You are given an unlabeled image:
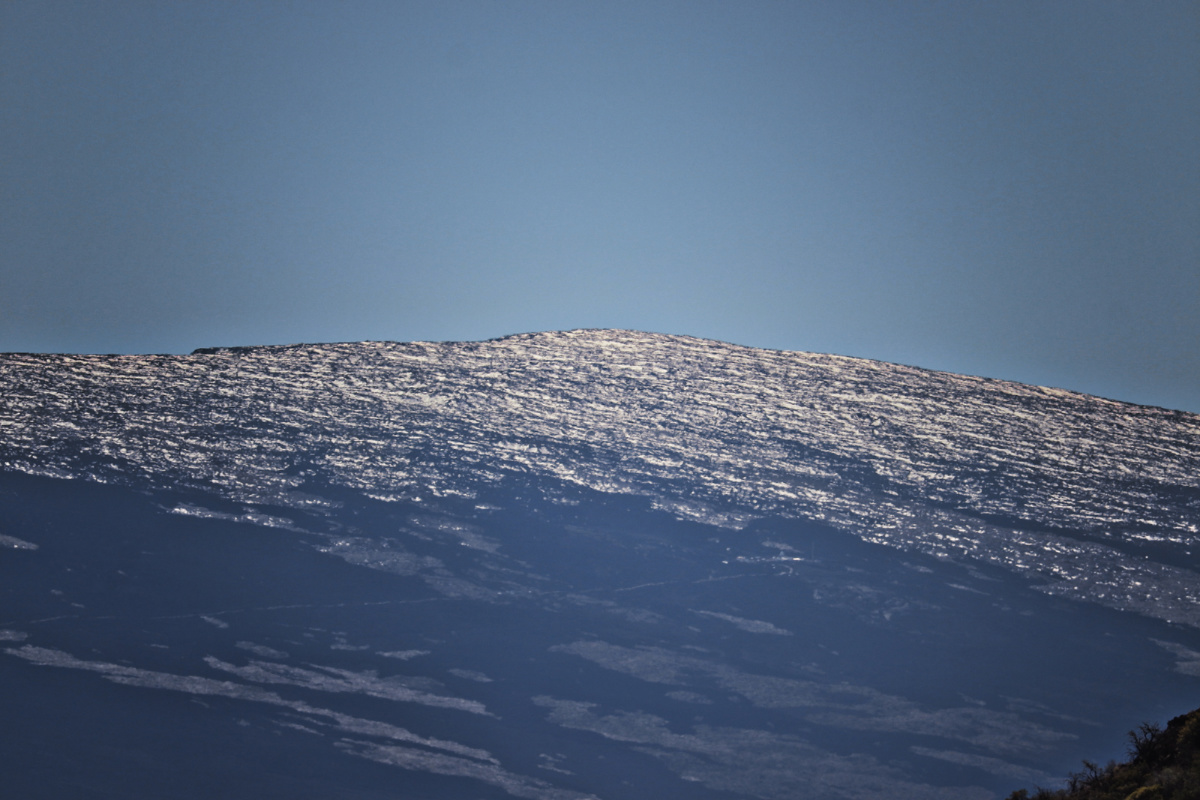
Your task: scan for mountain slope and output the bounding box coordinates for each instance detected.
[3,329,1197,624]
[1,329,1197,800]
[1007,707,1200,799]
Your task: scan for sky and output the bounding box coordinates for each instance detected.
[1,1,1197,413]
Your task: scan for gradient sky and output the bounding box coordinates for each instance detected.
[2,1,1197,412]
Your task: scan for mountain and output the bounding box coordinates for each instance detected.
[1,329,1197,799]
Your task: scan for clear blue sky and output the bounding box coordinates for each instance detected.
[2,1,1197,412]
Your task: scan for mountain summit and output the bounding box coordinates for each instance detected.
[1,330,1198,799]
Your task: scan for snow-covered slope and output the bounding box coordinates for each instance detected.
[2,329,1197,625]
[5,329,1200,799]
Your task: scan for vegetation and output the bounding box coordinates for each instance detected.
[1006,708,1200,800]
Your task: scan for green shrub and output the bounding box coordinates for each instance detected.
[1005,708,1200,800]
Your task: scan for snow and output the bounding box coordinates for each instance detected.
[1,329,1198,625]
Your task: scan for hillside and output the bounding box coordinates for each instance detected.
[1008,707,1200,799]
[2,330,1198,799]
[3,330,1197,627]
